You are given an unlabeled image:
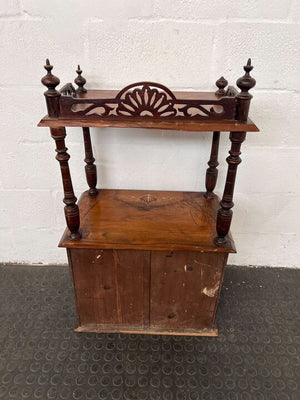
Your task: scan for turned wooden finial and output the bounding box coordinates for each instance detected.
[74,64,87,93]
[41,59,61,117]
[41,59,60,91]
[215,76,228,96]
[236,58,256,95]
[236,58,256,121]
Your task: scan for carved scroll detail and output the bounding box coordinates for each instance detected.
[60,82,237,120]
[60,83,76,96]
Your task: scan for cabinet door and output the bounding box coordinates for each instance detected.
[69,249,150,328]
[150,251,226,331]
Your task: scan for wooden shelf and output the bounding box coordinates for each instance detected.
[59,189,236,253]
[38,79,259,132]
[39,115,258,132]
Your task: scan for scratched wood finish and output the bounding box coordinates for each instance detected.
[150,251,227,331]
[75,325,218,336]
[68,248,225,334]
[69,248,150,328]
[59,189,236,253]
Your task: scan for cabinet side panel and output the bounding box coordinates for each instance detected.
[150,251,226,331]
[66,248,81,327]
[69,248,150,328]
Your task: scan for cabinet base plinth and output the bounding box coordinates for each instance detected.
[75,324,218,337]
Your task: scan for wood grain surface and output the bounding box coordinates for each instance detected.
[59,189,236,253]
[68,247,226,334]
[39,115,258,132]
[150,251,227,330]
[69,249,150,327]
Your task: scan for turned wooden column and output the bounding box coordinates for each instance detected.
[215,59,256,245]
[41,60,81,240]
[215,132,246,244]
[82,127,98,196]
[204,131,220,198]
[204,76,228,198]
[51,127,81,240]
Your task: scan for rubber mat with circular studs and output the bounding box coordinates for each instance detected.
[0,265,299,399]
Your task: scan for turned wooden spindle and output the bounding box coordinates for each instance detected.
[215,59,256,245]
[215,132,246,245]
[51,127,81,240]
[74,65,87,94]
[204,131,220,199]
[83,127,98,196]
[215,76,228,96]
[41,59,61,117]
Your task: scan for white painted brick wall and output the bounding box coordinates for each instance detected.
[0,0,299,267]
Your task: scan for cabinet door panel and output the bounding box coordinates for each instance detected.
[69,249,150,327]
[150,251,226,331]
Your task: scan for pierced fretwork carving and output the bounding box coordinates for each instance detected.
[117,83,176,117]
[59,82,237,120]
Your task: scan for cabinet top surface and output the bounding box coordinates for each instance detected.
[59,189,236,253]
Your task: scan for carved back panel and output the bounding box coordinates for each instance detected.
[59,82,237,120]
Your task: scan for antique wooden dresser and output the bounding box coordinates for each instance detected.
[38,59,258,336]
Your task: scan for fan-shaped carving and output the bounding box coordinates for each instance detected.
[60,81,237,120]
[116,83,176,117]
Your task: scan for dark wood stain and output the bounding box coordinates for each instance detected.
[39,58,258,335]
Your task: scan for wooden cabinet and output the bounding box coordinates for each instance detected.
[68,248,227,335]
[39,58,258,336]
